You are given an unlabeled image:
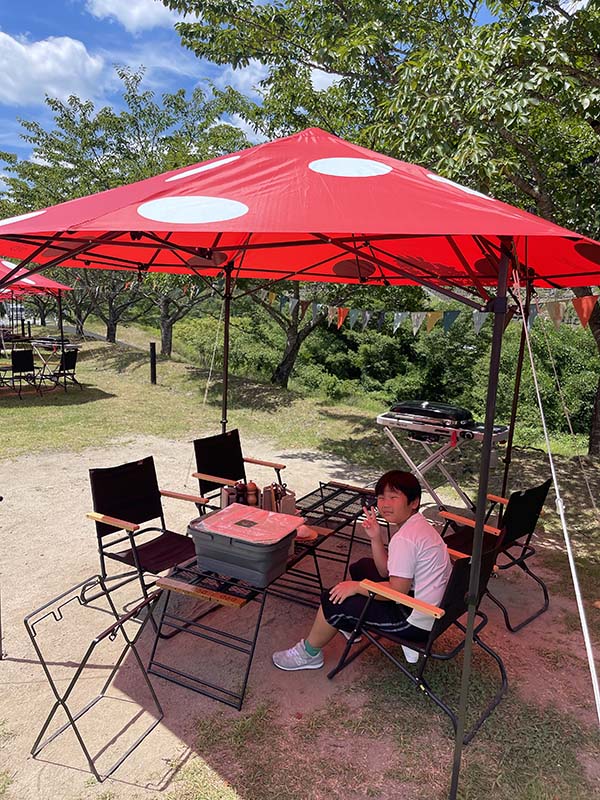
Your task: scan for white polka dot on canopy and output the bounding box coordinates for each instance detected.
[426,174,494,200]
[137,196,249,224]
[308,157,392,177]
[0,210,46,227]
[165,155,241,183]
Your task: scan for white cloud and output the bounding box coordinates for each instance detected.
[310,68,341,92]
[0,32,107,106]
[215,60,270,99]
[85,0,182,34]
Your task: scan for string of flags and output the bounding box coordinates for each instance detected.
[258,290,600,334]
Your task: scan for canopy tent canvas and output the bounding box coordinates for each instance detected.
[0,259,73,295]
[0,127,598,800]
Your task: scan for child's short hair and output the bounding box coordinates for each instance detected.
[374,470,422,504]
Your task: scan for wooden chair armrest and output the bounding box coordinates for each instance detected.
[160,489,207,504]
[487,493,509,505]
[329,480,374,494]
[156,577,247,608]
[243,456,286,470]
[192,472,237,487]
[86,511,139,532]
[439,511,501,536]
[447,548,470,561]
[359,580,444,618]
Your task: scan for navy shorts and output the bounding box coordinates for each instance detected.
[321,558,429,643]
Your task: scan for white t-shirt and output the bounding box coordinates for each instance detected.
[387,512,452,631]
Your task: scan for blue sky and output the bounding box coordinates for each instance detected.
[0,0,268,160]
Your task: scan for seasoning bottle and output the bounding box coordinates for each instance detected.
[235,481,247,505]
[246,481,259,506]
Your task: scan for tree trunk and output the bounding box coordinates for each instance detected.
[106,318,117,343]
[39,307,47,326]
[160,316,173,356]
[271,334,303,388]
[75,316,85,337]
[572,287,600,457]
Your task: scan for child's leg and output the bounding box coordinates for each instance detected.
[306,606,338,650]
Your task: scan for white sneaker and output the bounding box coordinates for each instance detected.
[340,629,363,644]
[272,639,324,671]
[402,645,420,664]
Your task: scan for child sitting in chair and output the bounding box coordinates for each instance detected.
[272,470,452,670]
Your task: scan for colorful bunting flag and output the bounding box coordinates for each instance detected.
[527,304,539,330]
[267,291,276,306]
[348,308,361,329]
[337,307,349,329]
[289,297,298,315]
[300,299,310,320]
[472,311,488,334]
[546,301,565,330]
[311,301,320,323]
[327,305,337,326]
[411,312,426,336]
[442,310,460,332]
[572,295,598,328]
[393,311,408,333]
[362,310,372,330]
[426,311,442,332]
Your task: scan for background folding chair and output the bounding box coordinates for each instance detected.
[441,478,551,632]
[10,348,41,398]
[328,535,507,744]
[192,428,286,509]
[44,348,82,391]
[88,455,205,598]
[23,575,163,782]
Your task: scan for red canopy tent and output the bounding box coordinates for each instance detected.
[0,259,73,295]
[0,127,598,799]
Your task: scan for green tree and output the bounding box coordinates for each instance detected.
[163,0,600,452]
[0,67,250,344]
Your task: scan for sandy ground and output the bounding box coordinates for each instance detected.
[0,435,598,799]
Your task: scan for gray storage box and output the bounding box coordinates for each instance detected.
[188,504,302,588]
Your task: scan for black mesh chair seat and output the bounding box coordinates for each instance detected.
[443,478,551,632]
[328,534,507,744]
[112,529,195,573]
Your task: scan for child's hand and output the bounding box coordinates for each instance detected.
[361,506,382,541]
[329,581,359,604]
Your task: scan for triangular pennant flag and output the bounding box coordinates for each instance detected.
[473,311,488,334]
[442,310,460,332]
[348,308,361,329]
[258,289,268,301]
[377,310,386,331]
[312,301,320,322]
[327,305,337,326]
[279,294,288,313]
[393,311,408,333]
[527,304,539,330]
[546,301,565,330]
[411,312,426,336]
[300,299,310,320]
[426,311,442,332]
[572,295,598,328]
[267,291,276,305]
[362,310,372,330]
[289,297,299,315]
[337,307,349,329]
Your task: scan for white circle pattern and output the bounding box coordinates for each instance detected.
[165,155,241,183]
[308,157,392,177]
[0,210,46,227]
[137,196,249,224]
[427,174,495,201]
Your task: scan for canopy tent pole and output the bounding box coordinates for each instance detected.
[221,264,234,435]
[500,279,532,502]
[449,241,510,800]
[56,289,67,392]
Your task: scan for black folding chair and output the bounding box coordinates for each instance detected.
[10,348,41,397]
[24,576,163,782]
[328,536,507,744]
[88,456,205,598]
[441,478,551,632]
[192,429,286,509]
[44,348,82,391]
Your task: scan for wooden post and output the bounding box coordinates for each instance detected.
[150,342,157,384]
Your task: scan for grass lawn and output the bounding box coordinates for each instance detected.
[1,329,599,800]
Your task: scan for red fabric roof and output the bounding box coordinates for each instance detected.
[0,260,72,295]
[0,127,598,289]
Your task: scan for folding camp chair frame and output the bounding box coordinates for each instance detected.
[23,576,163,782]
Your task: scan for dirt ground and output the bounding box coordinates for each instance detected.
[0,435,599,799]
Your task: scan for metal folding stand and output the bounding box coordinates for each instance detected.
[24,576,163,782]
[148,565,265,710]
